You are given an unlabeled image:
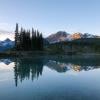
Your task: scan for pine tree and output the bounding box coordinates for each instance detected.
[19,27,24,50]
[40,33,44,50]
[15,23,44,51]
[15,23,19,50]
[31,28,35,50]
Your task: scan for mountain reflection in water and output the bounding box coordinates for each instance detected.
[0,56,100,87]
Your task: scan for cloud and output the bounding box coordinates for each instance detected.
[0,33,14,41]
[0,22,14,32]
[0,22,14,40]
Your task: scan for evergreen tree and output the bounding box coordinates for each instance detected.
[15,24,44,51]
[15,23,19,50]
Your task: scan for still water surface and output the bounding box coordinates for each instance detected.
[0,56,100,100]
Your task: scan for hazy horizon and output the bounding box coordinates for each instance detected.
[0,29,100,41]
[0,0,100,40]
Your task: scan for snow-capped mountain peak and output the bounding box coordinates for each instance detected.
[46,31,98,43]
[46,31,69,43]
[0,38,14,52]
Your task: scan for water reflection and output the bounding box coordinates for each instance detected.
[0,58,12,65]
[14,58,44,86]
[0,56,100,87]
[46,60,100,72]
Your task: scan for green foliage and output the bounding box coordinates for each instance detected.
[47,43,65,54]
[48,38,100,54]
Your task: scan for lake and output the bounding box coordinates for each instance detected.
[0,55,100,100]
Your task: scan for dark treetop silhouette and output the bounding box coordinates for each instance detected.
[15,23,44,51]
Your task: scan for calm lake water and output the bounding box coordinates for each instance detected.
[0,56,100,100]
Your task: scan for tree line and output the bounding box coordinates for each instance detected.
[15,23,44,51]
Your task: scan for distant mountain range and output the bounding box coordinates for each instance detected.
[0,31,100,52]
[0,38,14,52]
[0,38,49,52]
[46,31,99,43]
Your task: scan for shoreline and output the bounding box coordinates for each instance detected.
[1,51,100,58]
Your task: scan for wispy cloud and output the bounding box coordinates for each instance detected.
[0,22,14,40]
[0,33,14,41]
[0,22,14,32]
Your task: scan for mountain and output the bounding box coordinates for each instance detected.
[82,33,98,38]
[46,31,69,43]
[70,33,97,40]
[0,38,15,52]
[0,59,12,65]
[46,31,98,43]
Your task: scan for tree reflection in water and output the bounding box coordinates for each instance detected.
[0,56,100,87]
[14,58,44,87]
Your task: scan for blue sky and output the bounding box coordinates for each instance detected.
[0,0,100,40]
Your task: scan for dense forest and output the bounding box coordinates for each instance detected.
[15,23,44,51]
[5,23,99,55]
